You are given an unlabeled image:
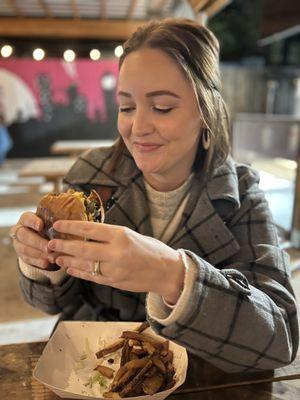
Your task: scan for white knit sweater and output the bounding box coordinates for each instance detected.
[19,177,198,326]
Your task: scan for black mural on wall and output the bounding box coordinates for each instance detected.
[7,71,119,158]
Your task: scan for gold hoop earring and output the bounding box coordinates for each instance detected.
[202,129,211,150]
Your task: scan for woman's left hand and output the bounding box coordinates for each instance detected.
[48,221,185,304]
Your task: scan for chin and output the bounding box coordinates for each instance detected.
[135,161,159,175]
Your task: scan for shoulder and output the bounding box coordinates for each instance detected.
[206,156,263,218]
[234,161,261,198]
[63,145,138,187]
[207,156,261,201]
[64,145,114,183]
[81,145,115,165]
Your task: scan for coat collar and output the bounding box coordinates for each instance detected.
[65,146,240,207]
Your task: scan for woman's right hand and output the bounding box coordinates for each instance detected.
[10,211,53,269]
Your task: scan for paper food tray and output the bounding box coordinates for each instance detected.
[33,321,188,400]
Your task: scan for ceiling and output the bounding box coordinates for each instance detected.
[260,0,300,41]
[0,0,231,40]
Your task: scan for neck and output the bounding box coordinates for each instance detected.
[143,170,192,192]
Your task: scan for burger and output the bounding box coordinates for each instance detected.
[36,189,105,240]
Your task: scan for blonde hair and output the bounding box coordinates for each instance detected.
[110,18,230,177]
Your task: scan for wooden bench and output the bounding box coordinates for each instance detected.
[19,157,76,192]
[50,140,114,156]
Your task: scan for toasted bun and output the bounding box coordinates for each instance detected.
[36,189,104,240]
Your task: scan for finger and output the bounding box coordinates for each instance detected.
[16,226,49,253]
[19,211,44,232]
[55,255,111,278]
[66,266,110,285]
[48,238,111,261]
[14,239,48,260]
[19,255,49,270]
[52,220,116,242]
[47,251,63,264]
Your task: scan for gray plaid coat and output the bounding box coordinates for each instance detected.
[19,146,299,373]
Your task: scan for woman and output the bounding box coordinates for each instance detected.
[11,19,298,373]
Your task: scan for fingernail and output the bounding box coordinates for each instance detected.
[53,221,60,229]
[56,258,64,267]
[48,255,55,263]
[48,240,56,250]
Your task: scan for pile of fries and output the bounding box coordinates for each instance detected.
[94,322,176,398]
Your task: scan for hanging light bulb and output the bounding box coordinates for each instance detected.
[90,49,101,61]
[114,45,123,58]
[33,48,45,61]
[63,49,76,62]
[1,45,13,58]
[101,74,116,91]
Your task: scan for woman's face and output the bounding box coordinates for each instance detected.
[117,48,203,190]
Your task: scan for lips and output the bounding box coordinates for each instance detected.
[133,142,163,152]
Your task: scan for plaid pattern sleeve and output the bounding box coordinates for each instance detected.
[148,166,299,373]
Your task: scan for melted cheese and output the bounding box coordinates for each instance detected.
[68,190,98,222]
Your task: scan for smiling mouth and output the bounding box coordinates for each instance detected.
[133,143,162,152]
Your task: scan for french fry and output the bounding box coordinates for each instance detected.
[152,356,166,373]
[128,339,140,347]
[162,350,174,364]
[96,321,149,359]
[93,364,115,379]
[142,341,156,355]
[94,321,176,397]
[137,321,150,332]
[131,348,147,357]
[111,358,149,392]
[120,331,163,350]
[103,392,121,398]
[161,340,169,356]
[96,339,124,359]
[142,372,164,395]
[119,360,153,397]
[120,339,131,367]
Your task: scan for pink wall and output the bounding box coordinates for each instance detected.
[0,58,119,121]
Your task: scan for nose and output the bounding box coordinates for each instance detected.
[131,108,154,136]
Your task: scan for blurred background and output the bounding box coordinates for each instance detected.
[0,0,299,344]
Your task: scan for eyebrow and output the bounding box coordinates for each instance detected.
[118,90,181,99]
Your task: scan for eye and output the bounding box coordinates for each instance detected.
[153,107,173,114]
[119,107,135,113]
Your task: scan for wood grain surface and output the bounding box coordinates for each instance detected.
[0,341,299,400]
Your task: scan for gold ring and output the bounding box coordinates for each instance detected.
[9,225,24,241]
[92,260,102,276]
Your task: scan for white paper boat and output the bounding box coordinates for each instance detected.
[33,321,188,400]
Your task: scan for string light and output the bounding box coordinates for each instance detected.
[0,44,121,60]
[90,49,101,61]
[1,45,13,58]
[114,45,123,58]
[33,48,45,61]
[63,49,76,62]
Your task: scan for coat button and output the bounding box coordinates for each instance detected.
[106,197,115,210]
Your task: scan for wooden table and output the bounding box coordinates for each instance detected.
[19,157,76,192]
[50,140,114,156]
[1,341,299,399]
